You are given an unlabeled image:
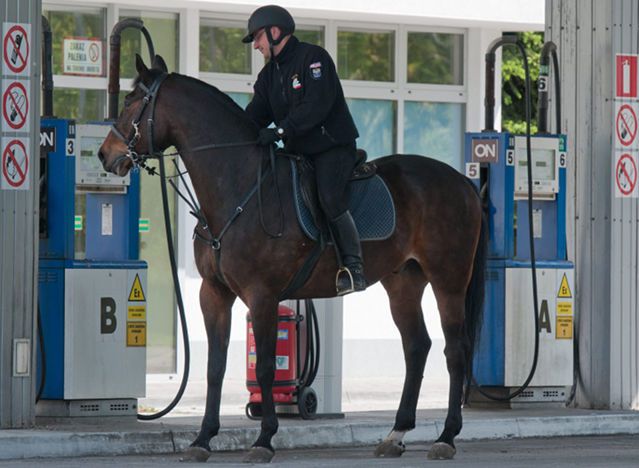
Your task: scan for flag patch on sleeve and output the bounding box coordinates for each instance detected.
[309,61,322,79]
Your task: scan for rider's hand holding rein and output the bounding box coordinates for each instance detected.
[257,127,284,146]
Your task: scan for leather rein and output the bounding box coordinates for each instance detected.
[108,72,285,285]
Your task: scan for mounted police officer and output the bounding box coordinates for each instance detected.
[243,5,366,295]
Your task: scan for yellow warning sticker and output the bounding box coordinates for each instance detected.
[128,305,146,321]
[556,316,573,339]
[128,274,146,302]
[127,322,146,347]
[557,273,572,298]
[557,301,573,316]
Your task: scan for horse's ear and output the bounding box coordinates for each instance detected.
[135,54,150,80]
[152,55,168,73]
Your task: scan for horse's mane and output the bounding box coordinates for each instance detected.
[134,69,257,129]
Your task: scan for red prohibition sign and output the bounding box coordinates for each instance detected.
[2,139,28,188]
[616,153,637,195]
[616,104,637,147]
[2,81,29,130]
[3,25,29,74]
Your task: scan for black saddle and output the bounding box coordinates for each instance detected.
[284,149,396,242]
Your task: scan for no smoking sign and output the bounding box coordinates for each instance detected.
[2,23,30,76]
[1,137,30,190]
[615,153,638,198]
[615,102,638,148]
[2,80,29,132]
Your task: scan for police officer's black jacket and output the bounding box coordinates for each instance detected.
[246,36,359,155]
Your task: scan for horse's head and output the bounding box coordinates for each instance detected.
[98,54,169,176]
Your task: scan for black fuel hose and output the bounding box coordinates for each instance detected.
[470,37,541,402]
[137,155,190,420]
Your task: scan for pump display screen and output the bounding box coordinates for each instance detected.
[514,136,560,199]
[517,149,556,181]
[79,136,106,173]
[75,124,130,187]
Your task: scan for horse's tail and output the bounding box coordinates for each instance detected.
[464,199,487,384]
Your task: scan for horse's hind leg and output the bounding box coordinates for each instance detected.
[427,285,469,460]
[183,278,235,462]
[375,263,429,458]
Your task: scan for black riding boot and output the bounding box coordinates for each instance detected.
[330,211,367,295]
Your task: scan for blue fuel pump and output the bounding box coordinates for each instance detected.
[36,17,148,417]
[37,120,148,416]
[466,38,574,406]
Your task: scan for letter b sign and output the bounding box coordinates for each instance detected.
[101,297,117,334]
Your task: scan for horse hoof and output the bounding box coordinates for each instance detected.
[374,439,406,457]
[243,446,275,463]
[180,446,211,463]
[427,442,456,460]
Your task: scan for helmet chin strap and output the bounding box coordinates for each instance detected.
[265,27,285,60]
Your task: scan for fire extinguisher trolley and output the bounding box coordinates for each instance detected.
[246,300,320,419]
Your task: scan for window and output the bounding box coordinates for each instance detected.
[53,88,106,122]
[200,20,251,74]
[119,10,179,79]
[338,29,395,82]
[296,26,325,47]
[407,32,464,85]
[44,8,106,76]
[347,99,396,159]
[404,101,465,170]
[227,92,251,109]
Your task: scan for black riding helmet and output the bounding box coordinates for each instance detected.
[241,5,295,44]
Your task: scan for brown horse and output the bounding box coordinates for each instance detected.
[99,55,486,463]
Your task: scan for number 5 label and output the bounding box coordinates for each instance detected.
[466,162,480,179]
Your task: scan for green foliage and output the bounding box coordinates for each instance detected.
[338,31,394,82]
[200,26,251,74]
[119,15,179,79]
[501,31,543,133]
[407,33,463,85]
[296,29,324,47]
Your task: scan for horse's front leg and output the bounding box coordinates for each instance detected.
[244,295,279,463]
[182,278,235,462]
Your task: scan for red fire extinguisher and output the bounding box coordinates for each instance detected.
[246,300,319,420]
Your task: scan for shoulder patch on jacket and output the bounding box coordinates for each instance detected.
[309,61,322,80]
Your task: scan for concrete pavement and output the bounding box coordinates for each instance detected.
[2,406,639,461]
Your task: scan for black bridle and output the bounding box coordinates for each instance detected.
[109,72,259,174]
[109,72,168,174]
[108,71,285,255]
[107,70,325,299]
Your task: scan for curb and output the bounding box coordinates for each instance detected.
[2,412,639,460]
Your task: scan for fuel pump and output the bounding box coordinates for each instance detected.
[466,37,574,406]
[36,18,154,417]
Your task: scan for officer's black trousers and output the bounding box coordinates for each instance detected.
[310,143,357,220]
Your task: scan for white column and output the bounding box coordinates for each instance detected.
[466,28,503,133]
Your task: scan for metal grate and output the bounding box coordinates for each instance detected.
[109,403,130,412]
[79,403,100,413]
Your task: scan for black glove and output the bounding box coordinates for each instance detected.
[257,127,282,146]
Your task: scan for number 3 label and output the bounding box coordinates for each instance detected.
[65,138,74,156]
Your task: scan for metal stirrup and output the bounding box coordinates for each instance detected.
[335,266,355,294]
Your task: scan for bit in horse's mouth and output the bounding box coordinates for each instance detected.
[107,155,130,176]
